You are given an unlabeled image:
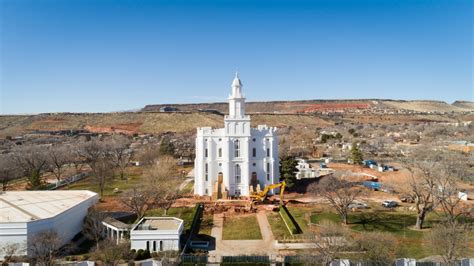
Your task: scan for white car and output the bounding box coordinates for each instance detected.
[382,200,398,208]
[348,201,369,209]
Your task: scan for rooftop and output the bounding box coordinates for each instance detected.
[133,217,183,231]
[0,190,98,223]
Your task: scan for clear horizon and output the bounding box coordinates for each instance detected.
[1,0,472,114]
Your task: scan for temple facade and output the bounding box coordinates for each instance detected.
[194,74,279,198]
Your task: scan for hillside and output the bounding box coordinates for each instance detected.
[143,99,474,113]
[0,99,472,138]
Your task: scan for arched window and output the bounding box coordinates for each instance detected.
[218,148,222,157]
[234,140,240,157]
[205,163,208,181]
[235,164,241,184]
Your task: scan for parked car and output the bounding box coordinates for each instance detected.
[399,195,414,203]
[382,200,398,208]
[349,201,369,209]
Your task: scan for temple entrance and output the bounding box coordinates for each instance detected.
[251,172,259,191]
[217,172,223,199]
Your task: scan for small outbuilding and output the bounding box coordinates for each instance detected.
[130,217,184,252]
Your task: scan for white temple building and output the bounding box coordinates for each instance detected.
[194,73,279,198]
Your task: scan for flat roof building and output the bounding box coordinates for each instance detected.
[0,190,98,257]
[130,217,184,252]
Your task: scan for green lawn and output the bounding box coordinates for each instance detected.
[308,210,474,258]
[181,180,194,195]
[198,214,213,236]
[145,207,195,231]
[222,215,262,240]
[66,173,145,196]
[285,205,311,232]
[266,212,292,239]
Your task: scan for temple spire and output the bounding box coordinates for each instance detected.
[231,72,243,98]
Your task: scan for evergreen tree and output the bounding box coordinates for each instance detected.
[279,156,298,188]
[349,143,363,165]
[159,137,175,156]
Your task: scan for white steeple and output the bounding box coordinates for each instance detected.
[231,72,243,98]
[228,72,246,119]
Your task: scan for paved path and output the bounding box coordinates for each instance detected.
[209,211,277,257]
[178,177,193,191]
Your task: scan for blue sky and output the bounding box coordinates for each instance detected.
[1,0,472,114]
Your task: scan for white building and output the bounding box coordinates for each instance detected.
[130,217,184,252]
[194,74,279,198]
[0,190,98,257]
[295,158,318,179]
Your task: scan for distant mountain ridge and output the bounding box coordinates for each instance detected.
[143,99,474,113]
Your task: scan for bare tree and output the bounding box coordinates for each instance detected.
[12,145,48,189]
[0,154,21,191]
[46,145,72,182]
[309,173,363,224]
[161,188,181,216]
[120,187,156,219]
[146,156,181,215]
[77,140,115,196]
[29,230,63,266]
[91,239,131,266]
[83,207,107,249]
[355,231,398,265]
[1,242,25,263]
[403,150,441,230]
[107,135,133,180]
[309,220,352,265]
[426,221,472,265]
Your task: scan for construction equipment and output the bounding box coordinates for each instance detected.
[249,181,286,204]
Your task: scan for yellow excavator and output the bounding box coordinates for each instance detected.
[249,180,287,205]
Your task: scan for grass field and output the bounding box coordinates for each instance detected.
[198,214,214,236]
[285,205,310,233]
[309,209,474,258]
[66,172,145,196]
[266,211,292,239]
[222,215,262,240]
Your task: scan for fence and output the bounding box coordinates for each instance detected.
[46,172,89,190]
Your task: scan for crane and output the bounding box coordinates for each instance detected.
[249,180,287,205]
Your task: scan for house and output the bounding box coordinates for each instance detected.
[0,190,98,258]
[130,217,184,252]
[295,158,318,179]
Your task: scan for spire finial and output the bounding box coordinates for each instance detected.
[235,70,239,79]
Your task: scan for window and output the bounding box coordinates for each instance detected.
[252,148,256,157]
[234,140,240,157]
[205,163,208,181]
[205,188,208,194]
[205,148,208,158]
[218,148,222,157]
[266,163,270,181]
[235,164,241,184]
[146,241,150,251]
[153,241,156,251]
[253,163,256,166]
[159,241,163,251]
[252,138,256,142]
[266,148,270,157]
